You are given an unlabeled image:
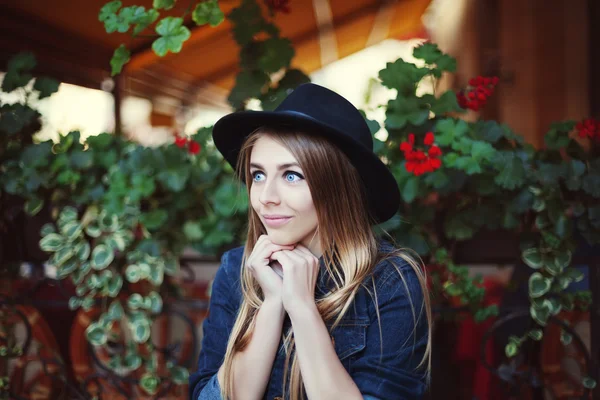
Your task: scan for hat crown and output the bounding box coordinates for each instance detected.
[275,83,373,150]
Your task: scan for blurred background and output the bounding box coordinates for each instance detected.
[0,0,599,399]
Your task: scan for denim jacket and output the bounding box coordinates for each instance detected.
[189,240,429,400]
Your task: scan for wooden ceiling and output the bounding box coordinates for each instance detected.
[0,0,431,106]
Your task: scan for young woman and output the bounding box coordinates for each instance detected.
[189,83,432,400]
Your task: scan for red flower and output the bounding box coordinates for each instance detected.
[457,75,499,112]
[400,132,443,176]
[575,118,600,139]
[188,141,201,154]
[428,145,442,157]
[265,0,291,13]
[175,135,188,148]
[424,132,435,146]
[400,142,413,152]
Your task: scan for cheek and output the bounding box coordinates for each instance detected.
[249,185,260,209]
[289,188,316,215]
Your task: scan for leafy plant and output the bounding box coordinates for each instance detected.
[370,42,598,388]
[99,0,225,75]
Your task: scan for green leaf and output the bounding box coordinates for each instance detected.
[153,0,174,10]
[2,52,36,92]
[544,121,575,150]
[169,365,189,384]
[213,180,245,216]
[385,96,429,129]
[40,223,56,236]
[379,58,429,94]
[107,275,123,297]
[99,0,122,22]
[110,44,131,76]
[132,8,159,36]
[401,175,419,203]
[59,206,79,222]
[528,329,543,341]
[443,281,462,297]
[85,224,102,238]
[147,292,163,314]
[128,293,144,310]
[25,197,44,216]
[434,118,469,146]
[149,266,164,285]
[257,37,294,74]
[184,221,204,240]
[75,241,91,261]
[554,250,572,270]
[140,372,160,395]
[125,264,142,283]
[85,322,107,346]
[52,247,74,266]
[69,297,81,310]
[505,342,518,358]
[141,209,168,230]
[583,377,597,389]
[493,152,527,190]
[107,301,124,320]
[560,330,572,345]
[227,70,270,109]
[445,212,475,240]
[33,77,60,99]
[192,0,224,26]
[104,6,137,33]
[564,268,585,283]
[91,244,114,270]
[428,91,462,115]
[412,42,456,74]
[522,248,543,269]
[152,17,191,57]
[39,233,64,252]
[123,353,142,370]
[470,141,496,162]
[131,319,152,343]
[99,212,119,231]
[61,221,83,241]
[582,172,600,198]
[530,300,551,326]
[157,169,188,192]
[528,272,552,298]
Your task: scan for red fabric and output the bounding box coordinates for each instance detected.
[454,278,505,400]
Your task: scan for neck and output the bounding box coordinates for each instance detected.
[301,230,322,258]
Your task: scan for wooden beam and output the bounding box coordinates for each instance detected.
[0,4,112,89]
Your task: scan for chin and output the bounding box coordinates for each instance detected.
[265,230,300,246]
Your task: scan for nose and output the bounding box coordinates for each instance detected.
[259,177,281,205]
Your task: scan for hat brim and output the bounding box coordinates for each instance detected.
[212,110,400,224]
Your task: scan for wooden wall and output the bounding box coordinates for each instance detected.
[431,0,591,148]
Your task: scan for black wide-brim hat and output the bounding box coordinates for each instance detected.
[212,83,400,224]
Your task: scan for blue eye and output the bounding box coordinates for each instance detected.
[284,171,303,182]
[252,171,265,182]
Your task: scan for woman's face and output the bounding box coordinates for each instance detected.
[249,135,320,255]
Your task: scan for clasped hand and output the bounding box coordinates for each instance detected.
[246,235,319,315]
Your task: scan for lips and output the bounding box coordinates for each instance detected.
[262,215,293,228]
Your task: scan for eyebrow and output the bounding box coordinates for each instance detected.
[249,162,301,170]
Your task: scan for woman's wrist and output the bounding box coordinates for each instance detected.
[262,297,286,319]
[286,301,319,324]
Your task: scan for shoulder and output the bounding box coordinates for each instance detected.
[364,239,426,308]
[218,245,245,276]
[212,245,245,297]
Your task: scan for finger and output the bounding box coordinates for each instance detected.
[292,244,318,260]
[289,246,318,267]
[270,250,295,271]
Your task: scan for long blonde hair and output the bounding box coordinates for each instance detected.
[219,127,432,399]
